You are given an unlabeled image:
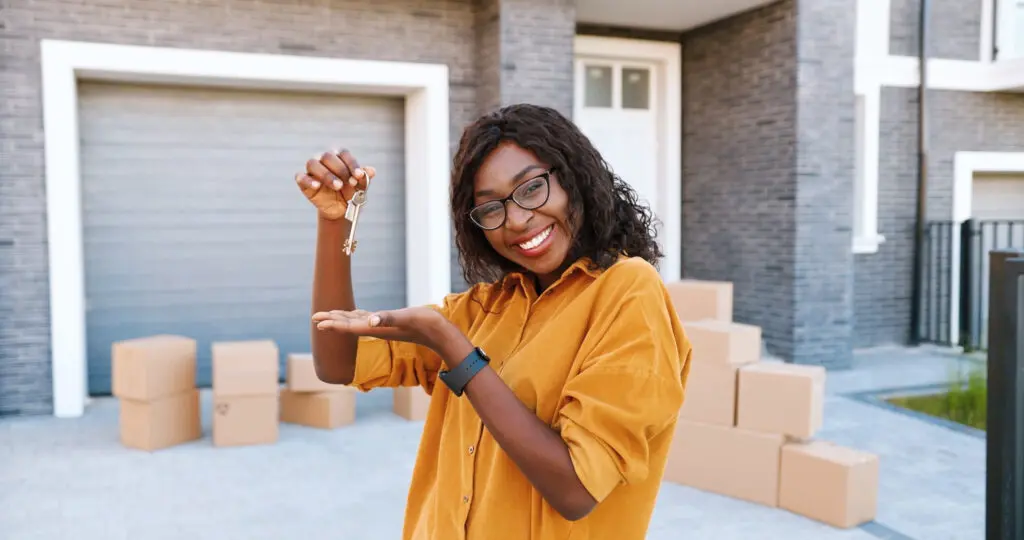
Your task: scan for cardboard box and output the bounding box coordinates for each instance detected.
[212,340,280,397]
[679,361,739,427]
[393,386,431,421]
[112,335,196,401]
[286,353,349,393]
[280,388,356,429]
[779,440,879,528]
[120,389,201,451]
[736,362,826,438]
[686,320,761,366]
[665,280,733,322]
[664,419,785,507]
[212,394,279,447]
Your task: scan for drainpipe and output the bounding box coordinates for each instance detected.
[909,0,930,345]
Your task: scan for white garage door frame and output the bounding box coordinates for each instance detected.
[572,35,681,282]
[40,39,452,418]
[947,151,1024,346]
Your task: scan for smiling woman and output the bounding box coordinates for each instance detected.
[298,103,692,540]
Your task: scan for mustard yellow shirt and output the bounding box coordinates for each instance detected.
[351,256,692,540]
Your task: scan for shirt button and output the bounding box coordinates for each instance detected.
[468,445,475,455]
[463,495,470,503]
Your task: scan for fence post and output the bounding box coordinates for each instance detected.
[959,219,974,348]
[985,249,1024,540]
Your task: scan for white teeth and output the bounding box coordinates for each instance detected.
[518,226,552,251]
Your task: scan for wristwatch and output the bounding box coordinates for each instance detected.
[438,347,490,397]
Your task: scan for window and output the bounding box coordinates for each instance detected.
[994,0,1024,60]
[581,63,652,111]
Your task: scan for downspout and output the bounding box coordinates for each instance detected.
[910,0,930,344]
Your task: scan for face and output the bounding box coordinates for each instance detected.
[470,142,575,288]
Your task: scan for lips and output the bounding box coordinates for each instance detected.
[515,224,553,251]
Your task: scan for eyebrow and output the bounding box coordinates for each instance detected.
[474,164,545,198]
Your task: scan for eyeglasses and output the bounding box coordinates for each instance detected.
[468,169,554,230]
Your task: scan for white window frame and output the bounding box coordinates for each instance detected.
[41,39,451,418]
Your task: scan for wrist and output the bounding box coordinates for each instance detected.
[432,320,474,368]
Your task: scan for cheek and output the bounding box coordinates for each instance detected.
[483,229,505,250]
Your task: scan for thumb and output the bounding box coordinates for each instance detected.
[368,310,399,328]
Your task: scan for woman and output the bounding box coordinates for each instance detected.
[296,104,692,540]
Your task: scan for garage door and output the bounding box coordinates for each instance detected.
[79,81,407,394]
[969,172,1024,350]
[973,172,1024,221]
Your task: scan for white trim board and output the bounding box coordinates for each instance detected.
[852,0,1024,255]
[572,35,682,281]
[946,151,1024,345]
[40,39,452,418]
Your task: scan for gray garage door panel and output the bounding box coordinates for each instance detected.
[79,82,407,394]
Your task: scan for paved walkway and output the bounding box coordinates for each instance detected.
[0,346,984,539]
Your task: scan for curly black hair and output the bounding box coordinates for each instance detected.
[450,103,663,285]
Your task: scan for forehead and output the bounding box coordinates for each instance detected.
[474,142,546,197]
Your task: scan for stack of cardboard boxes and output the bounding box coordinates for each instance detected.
[664,279,880,529]
[280,352,357,429]
[211,340,280,447]
[113,335,202,451]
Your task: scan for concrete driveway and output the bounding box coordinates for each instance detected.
[0,347,983,540]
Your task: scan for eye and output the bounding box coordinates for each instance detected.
[520,178,545,195]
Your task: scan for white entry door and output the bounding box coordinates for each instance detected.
[574,60,660,215]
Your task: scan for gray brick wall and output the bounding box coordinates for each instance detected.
[792,0,857,367]
[681,1,799,361]
[682,0,855,367]
[854,87,1024,347]
[889,0,983,60]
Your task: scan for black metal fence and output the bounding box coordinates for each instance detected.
[918,219,1024,350]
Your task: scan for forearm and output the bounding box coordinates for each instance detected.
[311,215,358,384]
[439,337,597,521]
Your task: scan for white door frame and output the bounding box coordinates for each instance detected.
[573,35,682,281]
[947,151,1024,346]
[40,39,452,418]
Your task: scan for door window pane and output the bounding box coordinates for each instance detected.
[622,68,650,110]
[584,65,612,108]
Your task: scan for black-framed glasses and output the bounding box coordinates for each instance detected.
[468,169,554,230]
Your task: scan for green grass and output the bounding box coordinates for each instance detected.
[886,365,988,431]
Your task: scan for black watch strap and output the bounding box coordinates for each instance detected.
[439,347,490,397]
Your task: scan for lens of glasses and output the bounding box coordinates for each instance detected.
[469,175,550,230]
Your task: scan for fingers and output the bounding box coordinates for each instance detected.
[320,151,353,189]
[311,309,391,330]
[295,173,321,194]
[306,156,347,192]
[338,150,371,191]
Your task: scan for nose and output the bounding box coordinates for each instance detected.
[504,201,532,230]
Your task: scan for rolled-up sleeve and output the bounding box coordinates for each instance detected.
[555,286,690,503]
[349,288,481,393]
[349,336,442,393]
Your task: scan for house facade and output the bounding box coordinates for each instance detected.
[2,0,1023,418]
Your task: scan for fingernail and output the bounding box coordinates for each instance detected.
[311,180,321,188]
[354,168,364,179]
[349,177,357,187]
[369,315,380,327]
[333,179,343,190]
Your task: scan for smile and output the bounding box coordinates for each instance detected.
[517,225,554,251]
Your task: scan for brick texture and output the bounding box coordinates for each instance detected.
[854,87,1024,347]
[682,0,855,367]
[889,0,983,60]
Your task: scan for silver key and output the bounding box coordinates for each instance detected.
[343,189,367,255]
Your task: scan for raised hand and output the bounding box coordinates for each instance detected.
[295,149,376,220]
